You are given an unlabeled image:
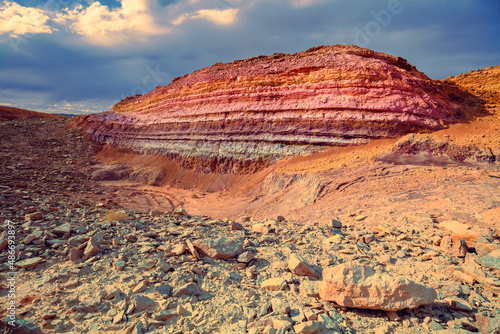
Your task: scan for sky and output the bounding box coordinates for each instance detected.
[0,0,499,114]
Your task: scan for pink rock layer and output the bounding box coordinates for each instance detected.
[75,45,465,174]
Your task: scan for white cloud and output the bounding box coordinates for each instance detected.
[57,0,170,46]
[172,8,239,26]
[0,0,244,46]
[0,1,53,36]
[194,8,239,25]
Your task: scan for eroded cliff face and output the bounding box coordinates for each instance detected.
[76,45,465,174]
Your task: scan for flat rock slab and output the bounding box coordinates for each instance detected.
[476,249,500,270]
[3,318,42,334]
[193,237,243,260]
[172,282,200,297]
[129,294,157,313]
[289,253,318,278]
[261,277,287,291]
[52,223,72,236]
[300,280,320,298]
[25,212,43,221]
[294,320,327,334]
[319,264,437,311]
[237,251,255,263]
[15,257,44,269]
[151,284,172,296]
[83,236,101,260]
[463,254,500,286]
[440,220,470,235]
[186,239,201,260]
[154,309,178,321]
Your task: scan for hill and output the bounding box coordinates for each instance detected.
[0,105,67,122]
[73,45,467,174]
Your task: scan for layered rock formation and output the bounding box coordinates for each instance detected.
[75,45,466,173]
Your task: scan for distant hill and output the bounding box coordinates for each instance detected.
[0,106,68,122]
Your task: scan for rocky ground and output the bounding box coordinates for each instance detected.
[1,118,500,334]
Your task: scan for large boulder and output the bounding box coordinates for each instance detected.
[192,237,244,260]
[319,264,437,311]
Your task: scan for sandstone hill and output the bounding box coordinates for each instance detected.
[73,45,468,174]
[0,106,66,122]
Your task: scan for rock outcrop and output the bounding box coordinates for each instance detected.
[75,45,465,173]
[378,134,499,166]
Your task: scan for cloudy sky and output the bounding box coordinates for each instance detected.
[0,0,499,114]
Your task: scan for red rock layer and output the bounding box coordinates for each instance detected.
[76,45,465,173]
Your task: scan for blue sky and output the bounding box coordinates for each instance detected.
[0,0,499,114]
